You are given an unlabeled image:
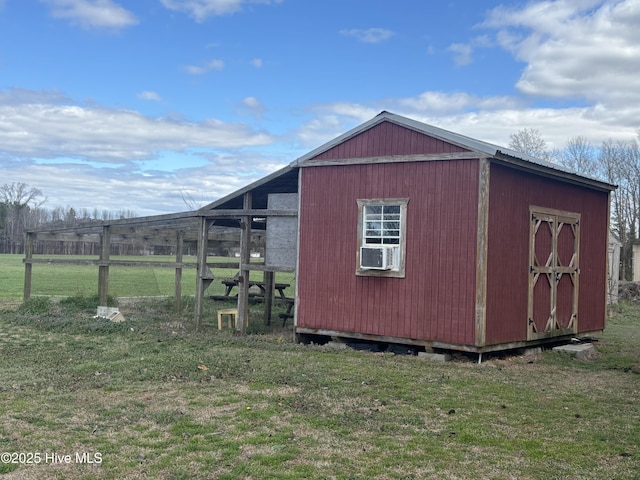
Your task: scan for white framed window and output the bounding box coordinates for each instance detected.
[356,198,408,277]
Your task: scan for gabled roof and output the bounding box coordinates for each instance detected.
[195,111,614,216]
[293,111,616,192]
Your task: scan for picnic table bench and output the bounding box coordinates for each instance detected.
[220,278,291,300]
[213,276,295,327]
[278,298,295,327]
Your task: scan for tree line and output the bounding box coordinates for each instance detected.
[0,182,137,255]
[508,128,640,280]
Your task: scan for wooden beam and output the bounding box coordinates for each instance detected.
[194,217,211,330]
[263,270,274,326]
[28,225,253,246]
[23,258,197,268]
[296,152,487,167]
[98,226,111,305]
[236,192,252,334]
[475,158,490,347]
[244,264,295,273]
[294,327,598,354]
[207,262,240,269]
[23,232,34,301]
[26,211,200,235]
[202,209,297,218]
[175,230,184,313]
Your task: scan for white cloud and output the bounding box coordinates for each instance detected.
[183,59,225,74]
[296,104,378,149]
[340,28,395,44]
[481,0,640,107]
[138,91,162,102]
[41,0,138,29]
[0,151,287,215]
[447,35,493,66]
[240,96,266,117]
[0,88,282,215]
[301,87,639,154]
[398,91,522,114]
[448,43,473,66]
[160,0,282,22]
[416,106,628,151]
[0,89,272,163]
[250,58,263,68]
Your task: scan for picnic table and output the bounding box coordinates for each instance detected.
[221,278,291,300]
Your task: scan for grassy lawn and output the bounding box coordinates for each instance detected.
[0,254,295,302]
[0,292,638,479]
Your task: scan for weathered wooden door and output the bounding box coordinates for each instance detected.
[528,207,581,340]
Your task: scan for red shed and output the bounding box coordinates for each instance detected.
[291,112,615,353]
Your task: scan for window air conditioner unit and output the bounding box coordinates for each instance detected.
[360,246,397,270]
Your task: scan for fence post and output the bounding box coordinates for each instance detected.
[237,192,252,334]
[194,217,213,330]
[98,225,111,305]
[23,232,34,301]
[175,229,184,313]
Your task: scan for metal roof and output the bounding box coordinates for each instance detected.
[293,111,616,192]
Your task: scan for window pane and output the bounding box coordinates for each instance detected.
[365,205,382,215]
[383,205,400,214]
[362,202,403,246]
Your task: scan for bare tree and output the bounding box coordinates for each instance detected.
[598,137,640,280]
[557,136,598,177]
[181,189,213,210]
[508,128,552,161]
[0,183,46,253]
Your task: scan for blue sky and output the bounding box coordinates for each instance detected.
[1,0,638,215]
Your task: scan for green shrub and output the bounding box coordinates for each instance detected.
[59,293,117,312]
[17,296,53,314]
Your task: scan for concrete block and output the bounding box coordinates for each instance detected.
[552,343,596,360]
[418,352,451,362]
[95,306,125,322]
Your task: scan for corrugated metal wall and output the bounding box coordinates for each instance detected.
[297,159,479,346]
[485,163,609,345]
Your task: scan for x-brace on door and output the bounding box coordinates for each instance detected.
[528,207,581,340]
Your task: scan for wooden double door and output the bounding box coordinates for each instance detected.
[528,207,581,340]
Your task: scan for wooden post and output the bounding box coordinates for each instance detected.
[23,232,34,301]
[236,192,252,334]
[475,158,490,348]
[98,225,111,305]
[174,230,184,313]
[194,217,210,330]
[263,270,274,326]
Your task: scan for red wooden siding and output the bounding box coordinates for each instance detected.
[297,159,479,346]
[485,163,609,345]
[311,121,469,160]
